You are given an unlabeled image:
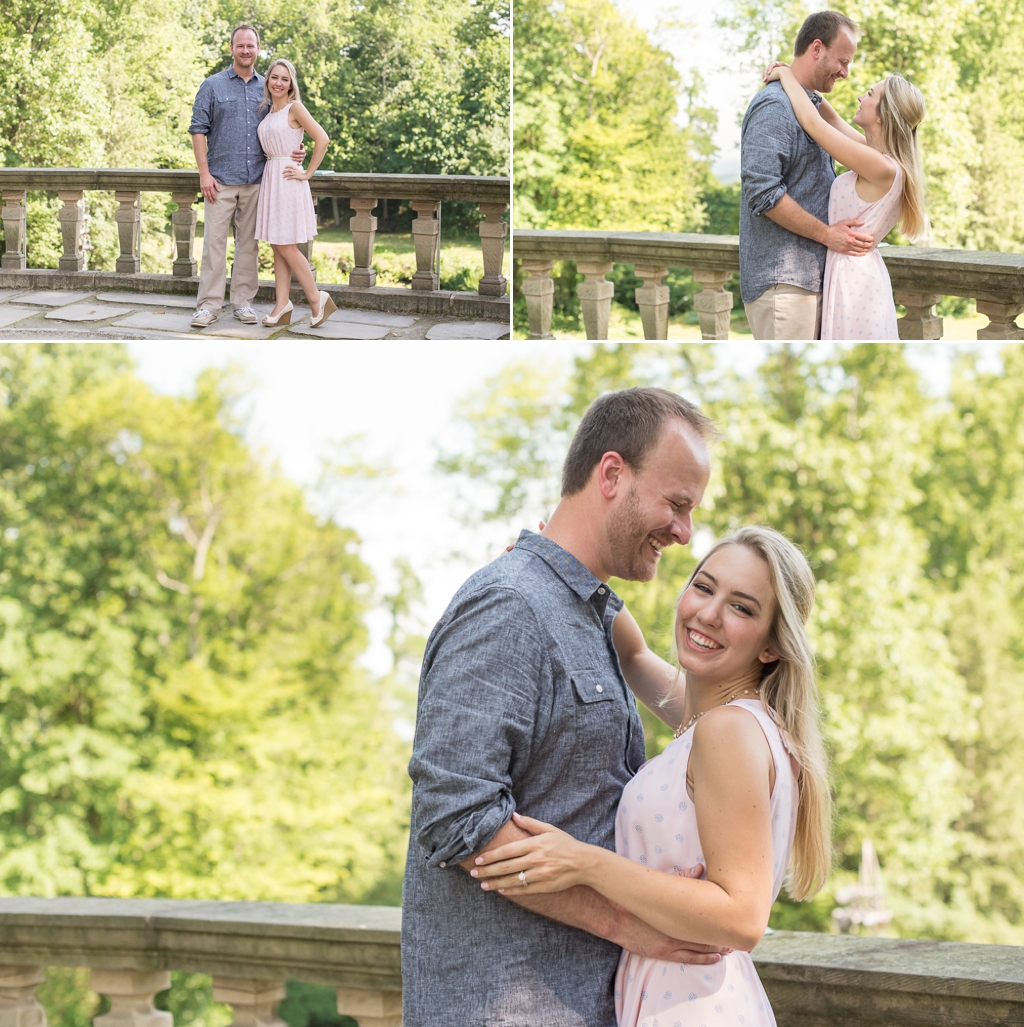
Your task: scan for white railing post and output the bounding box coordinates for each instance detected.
[336,987,402,1027]
[577,261,614,340]
[521,259,554,339]
[171,192,198,277]
[57,190,87,272]
[894,289,943,340]
[349,198,378,288]
[477,203,508,296]
[634,264,669,340]
[410,200,440,290]
[692,268,732,340]
[91,970,172,1027]
[212,978,286,1027]
[114,191,141,274]
[1,191,27,270]
[0,965,47,1027]
[976,300,1024,340]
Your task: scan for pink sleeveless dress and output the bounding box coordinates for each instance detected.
[254,103,318,245]
[820,157,903,340]
[614,699,799,1027]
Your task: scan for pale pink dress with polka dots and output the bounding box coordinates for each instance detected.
[614,699,799,1027]
[255,103,318,245]
[820,156,902,340]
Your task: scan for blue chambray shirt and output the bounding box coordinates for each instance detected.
[402,530,647,1027]
[188,67,268,186]
[739,80,837,303]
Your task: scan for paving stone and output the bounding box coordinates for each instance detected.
[18,290,96,307]
[95,291,196,308]
[201,303,312,338]
[0,306,40,329]
[113,310,199,333]
[325,309,419,328]
[288,319,391,340]
[0,290,28,302]
[425,320,511,340]
[46,303,134,322]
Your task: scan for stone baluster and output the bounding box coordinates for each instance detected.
[634,264,670,340]
[349,198,378,288]
[577,261,614,340]
[336,987,402,1027]
[171,192,198,276]
[976,300,1024,340]
[91,970,172,1027]
[521,259,554,339]
[692,269,733,340]
[893,289,943,339]
[57,190,87,272]
[1,190,27,270]
[411,200,440,291]
[477,203,508,296]
[212,978,286,1027]
[0,965,47,1027]
[114,191,141,274]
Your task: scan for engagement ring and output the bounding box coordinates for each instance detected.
[518,870,528,886]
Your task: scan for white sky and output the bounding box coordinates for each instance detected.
[128,341,998,675]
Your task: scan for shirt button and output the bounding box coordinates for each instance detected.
[596,685,604,693]
[439,861,446,868]
[597,587,606,595]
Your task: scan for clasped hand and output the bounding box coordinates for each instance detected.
[762,61,790,84]
[471,812,585,893]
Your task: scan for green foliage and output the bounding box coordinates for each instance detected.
[0,345,411,905]
[513,0,711,230]
[436,343,1024,943]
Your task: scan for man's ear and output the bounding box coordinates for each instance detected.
[596,450,627,498]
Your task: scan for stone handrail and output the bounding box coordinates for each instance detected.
[513,228,1024,340]
[0,169,510,299]
[0,897,402,1027]
[2,898,1023,1027]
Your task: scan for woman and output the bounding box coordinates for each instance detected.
[474,526,832,1027]
[764,64,926,340]
[255,59,336,328]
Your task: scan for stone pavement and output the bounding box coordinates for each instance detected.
[0,289,510,341]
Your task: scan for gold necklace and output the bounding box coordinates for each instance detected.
[673,686,760,739]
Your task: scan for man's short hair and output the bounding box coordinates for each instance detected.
[793,11,858,55]
[561,388,718,497]
[231,23,260,46]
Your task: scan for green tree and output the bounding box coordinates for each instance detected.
[0,345,410,904]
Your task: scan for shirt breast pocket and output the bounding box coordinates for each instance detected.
[214,94,238,107]
[570,671,619,766]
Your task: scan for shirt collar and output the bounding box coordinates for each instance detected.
[227,66,262,83]
[514,530,618,605]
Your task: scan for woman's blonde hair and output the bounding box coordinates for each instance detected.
[261,59,302,112]
[877,73,927,242]
[681,526,833,900]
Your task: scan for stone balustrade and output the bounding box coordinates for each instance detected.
[514,229,1024,341]
[0,169,510,315]
[2,898,1022,1027]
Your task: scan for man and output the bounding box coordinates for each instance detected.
[740,11,874,340]
[187,24,303,328]
[403,388,722,1026]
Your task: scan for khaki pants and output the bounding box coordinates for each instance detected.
[744,284,822,341]
[196,183,261,316]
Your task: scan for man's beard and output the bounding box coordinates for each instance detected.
[606,483,658,582]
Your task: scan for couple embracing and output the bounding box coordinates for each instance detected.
[403,388,831,1027]
[741,10,927,340]
[187,24,337,331]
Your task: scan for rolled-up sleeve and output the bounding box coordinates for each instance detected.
[409,587,547,869]
[742,97,797,216]
[188,80,213,136]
